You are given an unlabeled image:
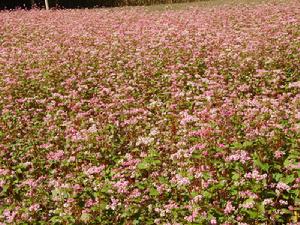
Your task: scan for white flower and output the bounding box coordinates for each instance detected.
[136,136,154,146]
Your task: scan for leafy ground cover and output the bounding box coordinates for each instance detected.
[0,0,299,224]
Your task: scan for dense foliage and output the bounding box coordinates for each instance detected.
[0,0,198,9]
[0,1,299,224]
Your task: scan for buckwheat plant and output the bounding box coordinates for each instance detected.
[0,0,299,224]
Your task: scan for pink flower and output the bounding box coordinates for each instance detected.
[2,209,17,223]
[129,189,141,198]
[226,151,250,164]
[274,150,285,159]
[84,165,105,175]
[263,198,273,205]
[276,182,291,191]
[136,136,154,146]
[290,162,300,170]
[47,150,64,161]
[0,180,5,188]
[87,124,97,133]
[85,199,97,207]
[0,169,10,176]
[185,210,198,222]
[29,204,40,212]
[244,170,267,181]
[211,218,217,225]
[107,197,120,210]
[189,143,206,153]
[224,201,235,214]
[191,195,203,203]
[289,81,300,88]
[172,174,190,186]
[113,180,129,193]
[279,200,288,205]
[180,111,199,125]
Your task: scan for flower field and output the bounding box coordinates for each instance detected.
[0,1,300,224]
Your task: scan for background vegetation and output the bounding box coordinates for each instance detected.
[0,0,200,9]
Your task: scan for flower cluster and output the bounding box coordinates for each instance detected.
[0,0,299,224]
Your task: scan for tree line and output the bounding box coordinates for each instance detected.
[1,0,198,9]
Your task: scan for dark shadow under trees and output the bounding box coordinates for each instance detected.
[0,0,198,10]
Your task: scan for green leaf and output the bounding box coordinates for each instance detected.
[152,159,161,165]
[50,216,62,224]
[192,153,202,159]
[258,202,265,214]
[2,184,9,193]
[137,162,149,170]
[136,183,145,190]
[273,173,283,182]
[230,189,238,195]
[202,172,211,180]
[243,198,255,205]
[232,142,243,149]
[281,174,295,184]
[158,176,168,184]
[149,187,159,196]
[246,210,258,219]
[133,219,140,225]
[202,191,212,199]
[101,184,111,193]
[232,173,240,180]
[253,153,269,172]
[242,141,253,148]
[280,208,293,215]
